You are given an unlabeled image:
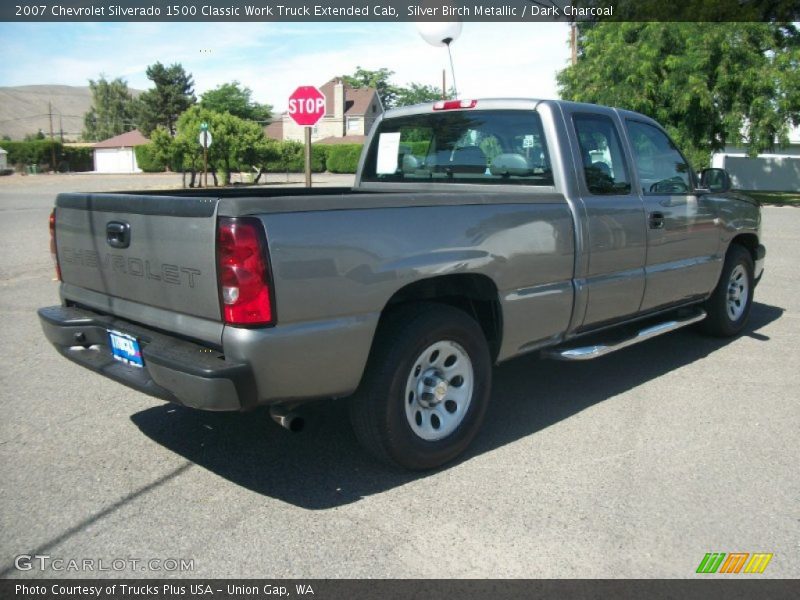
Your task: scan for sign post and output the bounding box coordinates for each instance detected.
[287,86,326,188]
[304,127,312,187]
[199,122,210,188]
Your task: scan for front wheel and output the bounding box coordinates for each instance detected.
[349,303,492,470]
[701,244,754,337]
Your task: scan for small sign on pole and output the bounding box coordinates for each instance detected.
[287,86,326,188]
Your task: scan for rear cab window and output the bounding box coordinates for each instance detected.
[361,110,554,186]
[572,113,632,195]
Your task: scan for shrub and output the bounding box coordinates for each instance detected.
[0,140,58,169]
[325,144,363,174]
[0,140,94,172]
[311,144,329,172]
[261,141,329,173]
[134,143,167,172]
[61,146,93,172]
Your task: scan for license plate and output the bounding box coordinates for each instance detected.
[107,330,144,368]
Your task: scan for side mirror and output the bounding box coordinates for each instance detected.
[699,168,731,193]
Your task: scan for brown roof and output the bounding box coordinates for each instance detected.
[264,119,283,140]
[94,129,149,148]
[347,87,381,116]
[319,78,381,117]
[315,135,367,145]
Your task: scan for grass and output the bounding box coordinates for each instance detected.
[738,190,800,206]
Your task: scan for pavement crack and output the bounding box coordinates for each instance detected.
[0,461,193,577]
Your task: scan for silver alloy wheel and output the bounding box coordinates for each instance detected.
[726,264,749,321]
[404,340,474,441]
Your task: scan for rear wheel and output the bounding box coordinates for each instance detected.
[701,244,754,337]
[349,303,491,470]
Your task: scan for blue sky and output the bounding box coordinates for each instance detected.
[0,22,571,110]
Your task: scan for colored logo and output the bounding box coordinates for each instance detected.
[696,552,773,574]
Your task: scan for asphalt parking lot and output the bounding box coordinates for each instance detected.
[0,172,797,579]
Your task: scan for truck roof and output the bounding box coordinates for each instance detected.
[381,98,658,130]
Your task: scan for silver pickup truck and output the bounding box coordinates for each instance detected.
[39,99,765,469]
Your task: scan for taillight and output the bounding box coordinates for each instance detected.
[216,217,274,326]
[433,99,478,110]
[49,208,61,281]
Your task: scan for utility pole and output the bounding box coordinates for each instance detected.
[570,22,577,66]
[48,101,56,172]
[442,69,446,100]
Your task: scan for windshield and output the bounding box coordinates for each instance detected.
[361,109,553,186]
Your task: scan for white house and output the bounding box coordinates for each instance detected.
[0,147,8,171]
[711,125,800,191]
[93,130,149,174]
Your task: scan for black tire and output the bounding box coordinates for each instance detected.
[701,244,754,337]
[349,302,492,470]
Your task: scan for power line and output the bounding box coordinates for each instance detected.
[0,114,83,124]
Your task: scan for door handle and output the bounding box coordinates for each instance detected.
[649,212,665,230]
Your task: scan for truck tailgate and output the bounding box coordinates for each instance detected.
[55,193,221,322]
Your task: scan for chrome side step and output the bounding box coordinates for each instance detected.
[542,308,707,361]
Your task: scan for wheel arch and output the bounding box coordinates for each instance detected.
[379,274,503,362]
[729,232,759,263]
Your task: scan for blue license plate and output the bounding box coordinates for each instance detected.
[107,330,144,368]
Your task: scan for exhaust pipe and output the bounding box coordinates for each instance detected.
[269,406,305,433]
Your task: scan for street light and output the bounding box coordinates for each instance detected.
[416,20,463,98]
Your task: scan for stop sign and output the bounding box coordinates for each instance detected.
[288,86,326,127]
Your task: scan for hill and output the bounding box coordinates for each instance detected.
[0,84,141,142]
[0,85,93,141]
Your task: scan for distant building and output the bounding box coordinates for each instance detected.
[711,126,800,191]
[93,130,149,174]
[265,77,383,145]
[0,147,8,171]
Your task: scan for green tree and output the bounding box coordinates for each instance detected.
[200,81,272,122]
[166,106,269,186]
[23,130,46,141]
[557,23,800,168]
[137,62,196,136]
[395,82,448,107]
[343,67,398,108]
[344,67,453,108]
[82,76,137,141]
[148,127,179,168]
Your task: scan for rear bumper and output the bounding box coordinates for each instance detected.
[38,305,256,411]
[754,244,766,286]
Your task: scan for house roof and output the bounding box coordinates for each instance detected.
[94,129,149,149]
[319,78,380,117]
[315,135,367,145]
[264,119,284,140]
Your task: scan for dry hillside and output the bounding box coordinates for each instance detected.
[0,85,96,141]
[0,84,142,142]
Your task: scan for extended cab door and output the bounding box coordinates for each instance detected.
[563,107,647,329]
[622,119,721,311]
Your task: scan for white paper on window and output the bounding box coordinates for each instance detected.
[376,132,402,174]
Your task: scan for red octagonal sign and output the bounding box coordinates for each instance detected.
[288,86,326,127]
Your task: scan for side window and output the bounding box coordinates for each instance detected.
[626,121,691,194]
[572,114,631,195]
